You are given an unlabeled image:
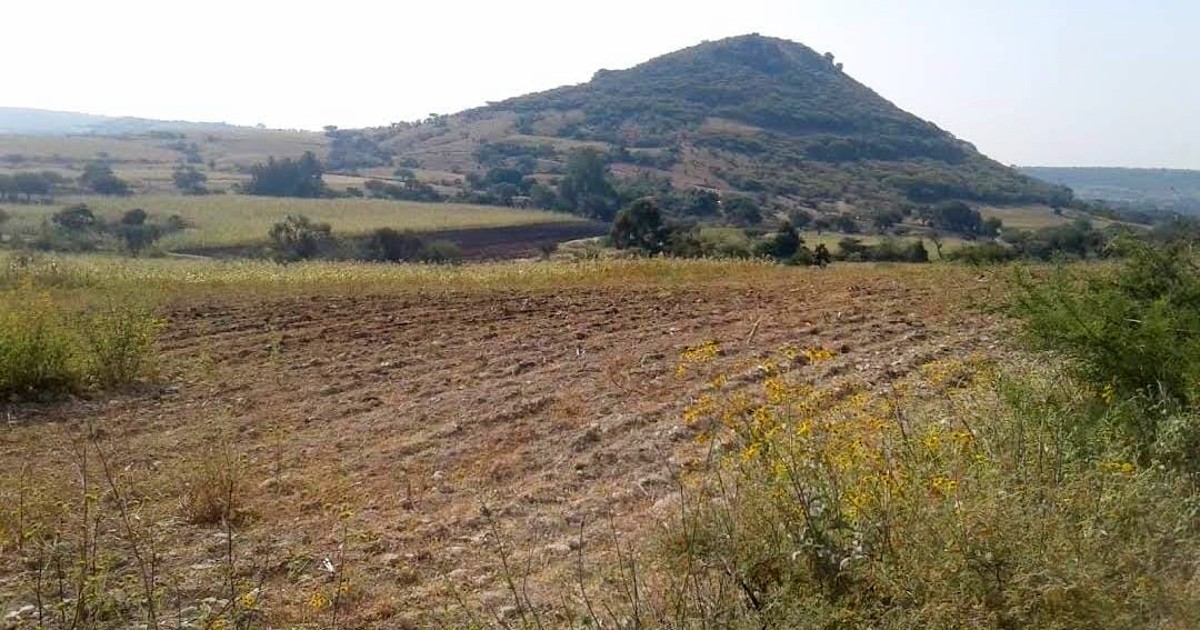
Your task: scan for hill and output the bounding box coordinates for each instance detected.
[1021,166,1200,214]
[0,107,246,136]
[369,35,1071,216]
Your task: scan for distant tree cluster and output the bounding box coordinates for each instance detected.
[33,203,185,255]
[244,152,325,198]
[172,164,209,195]
[264,216,462,264]
[609,197,833,266]
[0,171,65,202]
[324,127,393,171]
[79,160,132,195]
[920,201,1002,239]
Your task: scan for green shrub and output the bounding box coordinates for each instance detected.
[0,294,75,396]
[1014,240,1200,461]
[420,240,462,263]
[79,299,166,388]
[947,242,1016,265]
[0,284,164,398]
[367,227,425,262]
[268,214,333,262]
[600,350,1200,629]
[1015,241,1200,407]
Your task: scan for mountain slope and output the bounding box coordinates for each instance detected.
[0,107,242,136]
[374,35,1069,214]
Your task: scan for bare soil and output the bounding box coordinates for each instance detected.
[0,269,1007,627]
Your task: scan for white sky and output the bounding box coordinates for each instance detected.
[4,0,1197,168]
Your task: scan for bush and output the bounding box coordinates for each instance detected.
[1015,241,1200,433]
[947,242,1016,265]
[835,237,930,263]
[613,346,1200,628]
[612,198,669,254]
[268,214,333,262]
[79,300,166,388]
[365,228,462,263]
[0,294,75,396]
[0,286,163,398]
[420,240,462,263]
[368,227,425,262]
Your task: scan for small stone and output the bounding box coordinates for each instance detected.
[544,542,572,555]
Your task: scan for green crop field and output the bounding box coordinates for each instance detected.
[1,194,585,250]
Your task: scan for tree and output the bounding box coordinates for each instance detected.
[813,243,832,267]
[246,152,326,198]
[114,208,161,256]
[788,210,813,230]
[52,204,97,232]
[558,148,617,220]
[771,221,802,260]
[80,160,131,196]
[723,196,763,226]
[925,201,986,237]
[681,188,720,216]
[611,198,669,254]
[929,232,945,260]
[368,227,425,262]
[268,214,332,261]
[172,164,208,194]
[13,172,50,201]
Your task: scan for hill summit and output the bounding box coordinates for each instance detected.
[366,35,1072,215]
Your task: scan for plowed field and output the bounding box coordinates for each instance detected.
[0,266,1007,627]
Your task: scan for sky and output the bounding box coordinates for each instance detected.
[4,0,1197,168]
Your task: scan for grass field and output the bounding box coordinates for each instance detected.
[1,194,585,250]
[978,204,1141,230]
[0,128,325,166]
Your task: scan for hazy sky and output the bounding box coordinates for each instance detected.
[5,0,1197,168]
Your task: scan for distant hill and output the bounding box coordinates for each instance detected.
[369,34,1070,214]
[0,107,243,136]
[1021,166,1200,214]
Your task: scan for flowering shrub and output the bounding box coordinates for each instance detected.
[645,345,1200,628]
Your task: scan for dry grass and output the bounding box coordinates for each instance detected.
[2,194,585,250]
[0,128,325,166]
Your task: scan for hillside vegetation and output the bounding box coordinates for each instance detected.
[372,35,1070,215]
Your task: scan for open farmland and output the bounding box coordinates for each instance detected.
[1,195,588,251]
[0,257,1010,627]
